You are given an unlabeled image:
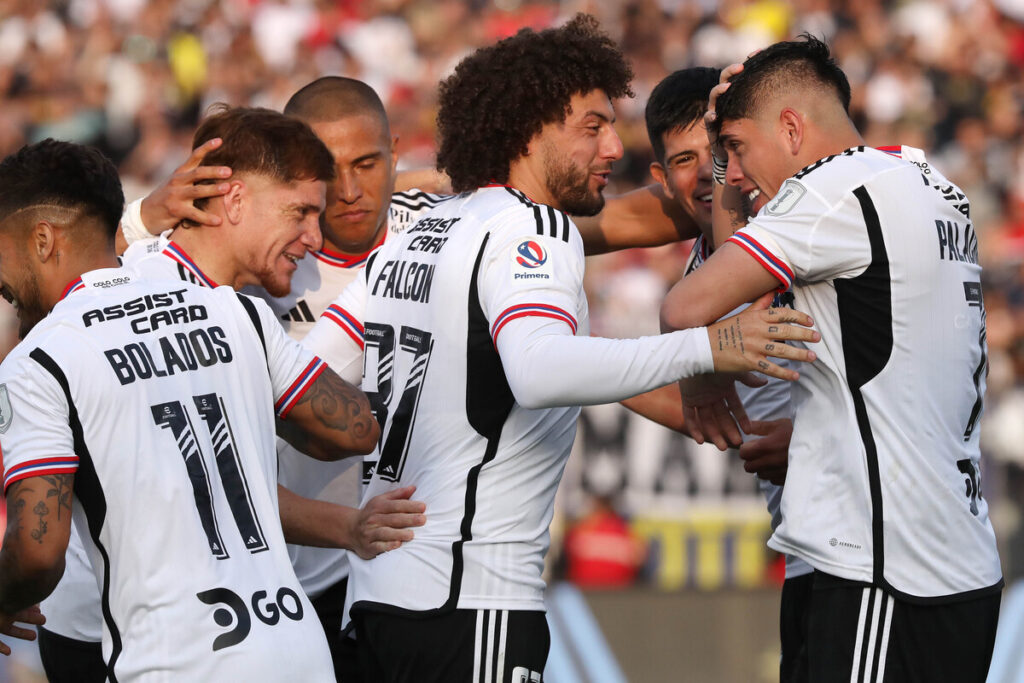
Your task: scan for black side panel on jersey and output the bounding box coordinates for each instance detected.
[442,233,515,611]
[235,294,267,358]
[834,186,892,587]
[29,348,123,683]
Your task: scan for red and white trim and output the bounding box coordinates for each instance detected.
[3,455,79,492]
[727,232,794,291]
[490,303,578,341]
[59,277,86,301]
[163,242,218,288]
[275,358,327,419]
[321,304,364,349]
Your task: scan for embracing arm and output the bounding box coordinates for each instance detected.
[276,367,380,461]
[576,184,700,256]
[277,485,424,559]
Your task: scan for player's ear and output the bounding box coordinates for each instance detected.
[220,181,246,225]
[30,220,56,263]
[649,162,673,198]
[390,135,399,172]
[779,108,803,156]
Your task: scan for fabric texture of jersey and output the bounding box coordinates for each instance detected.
[684,235,812,580]
[0,268,333,681]
[728,146,1000,600]
[302,186,715,621]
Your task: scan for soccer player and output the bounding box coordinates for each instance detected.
[0,139,379,679]
[661,36,1001,682]
[302,15,820,680]
[39,106,424,682]
[119,85,444,678]
[644,65,813,681]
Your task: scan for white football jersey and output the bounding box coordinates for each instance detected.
[728,146,1001,600]
[305,186,588,614]
[684,235,812,580]
[0,268,334,681]
[248,189,453,598]
[303,186,716,620]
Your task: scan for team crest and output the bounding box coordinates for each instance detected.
[0,384,12,433]
[511,240,552,281]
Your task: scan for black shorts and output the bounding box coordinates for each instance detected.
[780,572,813,683]
[354,608,549,683]
[807,572,1000,683]
[37,626,106,683]
[311,577,364,682]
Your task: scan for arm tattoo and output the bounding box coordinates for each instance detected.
[42,474,72,521]
[0,476,72,613]
[292,369,376,442]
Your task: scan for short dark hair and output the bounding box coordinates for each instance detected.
[712,34,851,139]
[0,139,124,239]
[284,77,390,135]
[192,105,336,184]
[645,67,721,163]
[437,13,634,193]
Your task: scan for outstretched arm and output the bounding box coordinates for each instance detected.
[575,183,700,256]
[276,366,380,461]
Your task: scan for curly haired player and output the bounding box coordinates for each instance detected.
[303,15,819,681]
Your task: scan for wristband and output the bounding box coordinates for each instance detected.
[120,198,152,244]
[712,154,728,185]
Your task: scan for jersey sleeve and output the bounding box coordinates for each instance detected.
[300,271,366,385]
[480,215,584,343]
[0,352,77,493]
[242,294,328,420]
[727,177,873,288]
[480,211,713,408]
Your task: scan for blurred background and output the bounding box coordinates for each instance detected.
[1,0,1023,680]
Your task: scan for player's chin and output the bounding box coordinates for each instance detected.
[262,270,294,298]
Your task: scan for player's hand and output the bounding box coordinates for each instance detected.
[0,604,44,655]
[678,373,755,450]
[738,418,792,485]
[139,137,232,233]
[348,486,426,561]
[706,293,819,381]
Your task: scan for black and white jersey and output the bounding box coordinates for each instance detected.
[302,185,715,618]
[727,146,1000,600]
[387,189,454,236]
[0,268,333,680]
[249,189,449,599]
[685,235,812,580]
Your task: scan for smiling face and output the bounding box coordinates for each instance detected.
[535,90,624,216]
[718,116,797,215]
[650,119,714,238]
[236,174,325,297]
[310,114,398,255]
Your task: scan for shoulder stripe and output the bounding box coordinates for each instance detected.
[275,357,327,419]
[727,233,794,290]
[490,303,578,341]
[321,304,365,350]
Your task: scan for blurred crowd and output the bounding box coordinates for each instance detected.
[3,0,1024,581]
